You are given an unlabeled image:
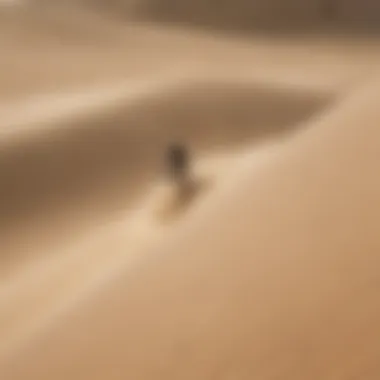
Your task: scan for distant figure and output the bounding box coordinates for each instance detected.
[159,142,203,221]
[166,143,191,190]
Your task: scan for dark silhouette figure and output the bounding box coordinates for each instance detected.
[166,143,190,185]
[159,142,211,222]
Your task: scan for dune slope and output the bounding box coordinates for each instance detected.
[0,78,331,271]
[1,74,380,380]
[3,3,380,379]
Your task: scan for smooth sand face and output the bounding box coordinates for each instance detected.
[2,2,380,379]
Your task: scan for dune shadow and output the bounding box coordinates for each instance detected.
[0,78,333,253]
[129,0,380,36]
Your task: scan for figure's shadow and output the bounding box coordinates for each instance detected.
[157,175,212,223]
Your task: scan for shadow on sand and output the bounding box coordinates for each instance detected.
[157,175,212,223]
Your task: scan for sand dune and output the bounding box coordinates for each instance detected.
[0,142,275,357]
[82,0,380,34]
[0,69,330,357]
[2,74,380,380]
[0,76,331,274]
[2,2,380,379]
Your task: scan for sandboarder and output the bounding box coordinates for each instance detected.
[165,143,192,192]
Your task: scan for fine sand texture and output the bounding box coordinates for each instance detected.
[2,1,380,379]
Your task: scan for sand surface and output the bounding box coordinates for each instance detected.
[1,1,380,379]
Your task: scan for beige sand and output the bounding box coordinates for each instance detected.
[2,1,380,379]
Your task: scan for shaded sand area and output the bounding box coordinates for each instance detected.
[2,1,380,379]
